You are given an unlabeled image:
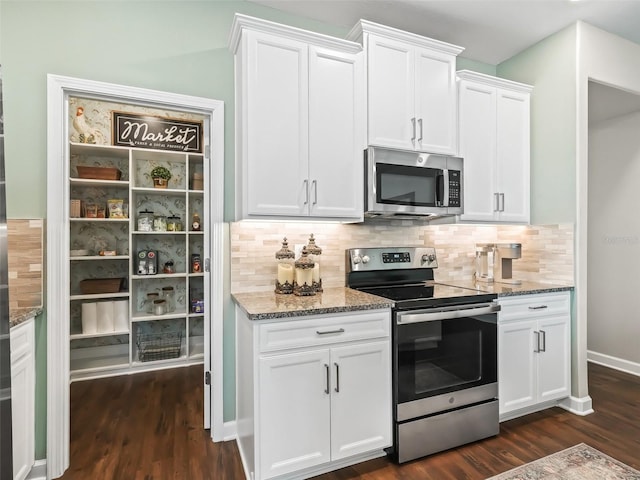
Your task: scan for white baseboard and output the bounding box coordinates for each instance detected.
[558,395,594,416]
[223,420,237,441]
[588,350,640,377]
[27,459,46,480]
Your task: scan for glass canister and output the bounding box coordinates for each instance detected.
[167,215,182,232]
[294,246,315,296]
[137,209,154,232]
[145,292,160,313]
[153,214,167,232]
[305,233,323,293]
[274,237,295,294]
[161,286,176,312]
[152,298,167,315]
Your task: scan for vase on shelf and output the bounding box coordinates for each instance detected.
[153,177,168,189]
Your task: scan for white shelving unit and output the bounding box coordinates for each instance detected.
[67,106,209,381]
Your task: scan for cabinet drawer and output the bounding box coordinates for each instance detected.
[10,318,35,361]
[498,292,570,322]
[259,309,390,353]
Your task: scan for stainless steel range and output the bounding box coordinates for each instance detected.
[346,247,500,463]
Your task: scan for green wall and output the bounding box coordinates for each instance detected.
[498,24,578,224]
[0,0,495,461]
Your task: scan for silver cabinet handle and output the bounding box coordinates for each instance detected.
[303,179,309,205]
[540,330,546,352]
[499,193,505,212]
[334,363,340,393]
[534,331,540,353]
[528,305,548,310]
[418,118,423,142]
[494,193,500,212]
[316,328,345,335]
[324,364,330,394]
[312,179,317,205]
[411,117,416,141]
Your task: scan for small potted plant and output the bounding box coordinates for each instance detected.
[150,166,172,189]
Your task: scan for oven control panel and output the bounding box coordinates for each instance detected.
[346,247,438,271]
[382,252,411,264]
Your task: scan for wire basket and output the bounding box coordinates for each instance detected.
[136,331,182,362]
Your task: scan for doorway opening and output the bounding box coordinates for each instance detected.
[46,75,225,479]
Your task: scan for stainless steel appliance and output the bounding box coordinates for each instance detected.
[364,146,463,218]
[346,247,499,463]
[475,243,522,285]
[0,64,13,478]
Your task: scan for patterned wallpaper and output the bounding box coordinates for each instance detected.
[230,220,574,293]
[68,97,206,145]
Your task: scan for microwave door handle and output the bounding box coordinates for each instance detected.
[436,170,449,207]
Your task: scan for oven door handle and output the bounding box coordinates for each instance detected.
[396,302,500,324]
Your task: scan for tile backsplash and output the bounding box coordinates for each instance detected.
[8,219,44,309]
[230,220,574,293]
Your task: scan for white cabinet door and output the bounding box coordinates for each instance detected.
[308,46,364,219]
[414,47,457,155]
[11,319,35,480]
[496,89,530,223]
[366,34,415,151]
[245,31,309,217]
[458,80,497,222]
[537,315,571,402]
[457,71,531,224]
[330,341,392,461]
[498,319,537,414]
[259,349,331,478]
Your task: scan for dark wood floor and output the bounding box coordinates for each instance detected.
[61,362,640,479]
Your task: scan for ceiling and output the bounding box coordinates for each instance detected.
[248,0,640,66]
[249,0,640,123]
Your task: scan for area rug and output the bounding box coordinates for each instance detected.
[487,443,640,480]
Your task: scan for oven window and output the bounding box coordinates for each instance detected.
[396,316,497,403]
[376,163,439,207]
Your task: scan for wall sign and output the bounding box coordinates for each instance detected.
[112,111,203,152]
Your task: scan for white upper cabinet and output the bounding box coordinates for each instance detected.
[458,70,532,223]
[348,20,463,155]
[230,14,365,221]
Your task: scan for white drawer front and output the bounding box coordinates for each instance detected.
[10,318,35,360]
[259,309,390,353]
[498,292,570,322]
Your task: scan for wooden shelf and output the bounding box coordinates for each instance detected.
[70,177,129,187]
[70,292,129,301]
[70,255,129,261]
[70,330,130,340]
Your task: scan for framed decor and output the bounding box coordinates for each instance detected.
[112,111,203,152]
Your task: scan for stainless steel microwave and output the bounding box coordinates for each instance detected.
[364,146,463,218]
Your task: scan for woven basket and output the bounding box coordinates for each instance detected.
[79,278,125,294]
[77,166,122,181]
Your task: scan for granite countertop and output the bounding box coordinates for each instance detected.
[232,281,573,320]
[232,286,394,320]
[438,279,574,297]
[10,307,43,328]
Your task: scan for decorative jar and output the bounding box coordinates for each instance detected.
[305,233,323,292]
[274,237,295,294]
[294,246,315,296]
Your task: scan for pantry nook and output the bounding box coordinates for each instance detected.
[46,75,225,477]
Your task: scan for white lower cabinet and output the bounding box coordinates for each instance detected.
[498,292,571,420]
[236,308,392,480]
[11,317,35,480]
